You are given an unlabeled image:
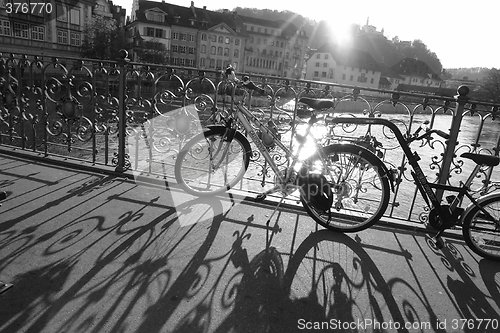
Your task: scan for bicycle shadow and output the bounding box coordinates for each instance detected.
[209,229,412,333]
[432,240,500,330]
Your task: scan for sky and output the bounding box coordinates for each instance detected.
[113,0,500,69]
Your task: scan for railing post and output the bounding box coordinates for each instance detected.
[115,49,130,172]
[435,85,469,201]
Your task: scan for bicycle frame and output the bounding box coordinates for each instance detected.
[232,101,324,185]
[329,117,485,217]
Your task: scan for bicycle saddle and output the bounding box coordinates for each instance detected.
[460,153,500,167]
[298,97,334,110]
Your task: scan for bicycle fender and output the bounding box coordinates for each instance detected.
[460,191,500,224]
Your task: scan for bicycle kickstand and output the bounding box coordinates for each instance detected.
[431,229,445,249]
[266,196,284,232]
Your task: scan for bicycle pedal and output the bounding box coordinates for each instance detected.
[255,193,267,202]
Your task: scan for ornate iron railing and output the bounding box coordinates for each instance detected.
[1,50,499,223]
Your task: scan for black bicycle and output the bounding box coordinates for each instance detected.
[305,100,500,261]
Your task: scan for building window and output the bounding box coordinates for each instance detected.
[172,32,179,40]
[179,33,186,41]
[201,33,207,41]
[13,22,29,39]
[315,62,320,67]
[0,20,11,36]
[324,54,329,59]
[70,9,80,25]
[342,74,346,80]
[210,59,215,68]
[57,4,67,22]
[188,47,195,54]
[210,46,216,55]
[322,72,327,78]
[145,27,154,37]
[316,54,320,59]
[201,45,206,53]
[313,71,319,77]
[211,34,217,42]
[188,34,194,42]
[57,29,68,44]
[31,26,45,41]
[155,28,163,38]
[179,58,185,66]
[217,47,222,55]
[235,38,240,46]
[187,59,194,67]
[224,48,229,56]
[70,32,81,46]
[357,73,367,83]
[234,49,239,58]
[145,11,165,23]
[200,58,206,67]
[225,37,230,44]
[218,36,223,43]
[171,45,178,52]
[179,46,186,53]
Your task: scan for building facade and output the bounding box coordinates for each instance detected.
[304,44,382,89]
[0,0,125,58]
[129,1,308,78]
[240,15,307,78]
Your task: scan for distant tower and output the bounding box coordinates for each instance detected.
[131,0,143,21]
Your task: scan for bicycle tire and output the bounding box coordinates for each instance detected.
[175,126,251,196]
[299,143,391,232]
[462,193,500,261]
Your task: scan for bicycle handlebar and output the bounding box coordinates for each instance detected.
[225,65,265,95]
[413,129,450,141]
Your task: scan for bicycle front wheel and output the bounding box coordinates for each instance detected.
[462,194,500,261]
[300,144,390,232]
[175,127,251,196]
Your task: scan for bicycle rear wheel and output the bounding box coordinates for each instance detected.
[462,194,500,261]
[300,144,390,232]
[175,126,251,196]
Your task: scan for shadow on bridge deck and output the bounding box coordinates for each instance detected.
[1,153,499,332]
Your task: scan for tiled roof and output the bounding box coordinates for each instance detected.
[239,15,304,38]
[135,1,243,31]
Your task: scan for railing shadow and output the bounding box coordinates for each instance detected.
[1,172,500,332]
[0,178,230,332]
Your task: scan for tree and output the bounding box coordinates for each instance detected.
[476,68,500,102]
[135,39,169,64]
[81,16,126,60]
[397,39,443,74]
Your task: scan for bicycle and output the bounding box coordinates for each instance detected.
[174,67,392,232]
[321,110,500,261]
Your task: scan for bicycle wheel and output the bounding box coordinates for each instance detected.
[300,143,390,232]
[462,193,500,261]
[175,126,251,196]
